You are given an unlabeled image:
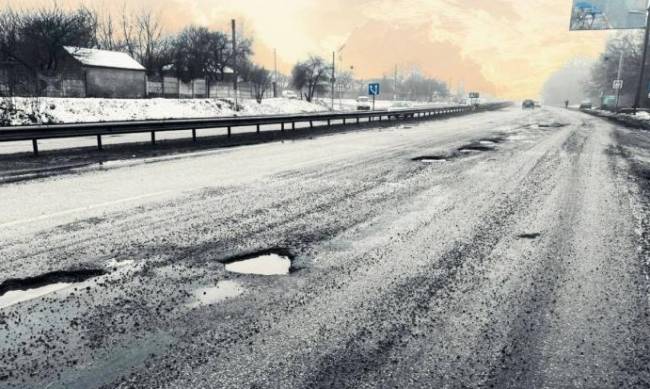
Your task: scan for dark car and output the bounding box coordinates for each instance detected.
[522,99,535,109]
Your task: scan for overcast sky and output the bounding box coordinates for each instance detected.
[3,0,613,98]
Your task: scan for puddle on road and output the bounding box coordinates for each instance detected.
[223,250,293,275]
[479,140,496,146]
[0,282,72,309]
[187,281,244,308]
[0,269,106,309]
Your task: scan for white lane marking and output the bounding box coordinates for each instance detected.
[0,190,173,228]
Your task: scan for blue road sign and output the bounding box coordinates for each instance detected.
[368,83,380,96]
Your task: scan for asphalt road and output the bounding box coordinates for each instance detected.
[1,107,650,388]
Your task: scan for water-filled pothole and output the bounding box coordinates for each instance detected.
[222,249,294,275]
[187,280,244,308]
[412,155,448,163]
[0,269,106,309]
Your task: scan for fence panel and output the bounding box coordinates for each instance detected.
[179,81,193,98]
[62,79,85,98]
[192,79,207,98]
[163,77,178,97]
[147,81,163,97]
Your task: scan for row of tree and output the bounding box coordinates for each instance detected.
[288,56,450,103]
[0,6,253,80]
[0,4,449,104]
[584,32,644,108]
[542,32,650,109]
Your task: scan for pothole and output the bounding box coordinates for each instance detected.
[187,280,244,308]
[412,155,448,163]
[0,269,107,309]
[222,249,294,275]
[479,136,506,144]
[458,143,495,153]
[517,233,541,239]
[538,122,568,128]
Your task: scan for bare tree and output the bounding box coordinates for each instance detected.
[249,65,271,103]
[135,9,163,76]
[586,31,644,107]
[0,4,98,95]
[291,56,331,102]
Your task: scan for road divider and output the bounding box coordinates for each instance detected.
[0,103,512,156]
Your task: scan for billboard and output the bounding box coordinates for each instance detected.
[570,0,647,30]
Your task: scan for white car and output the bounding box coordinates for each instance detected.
[357,96,371,111]
[282,90,298,99]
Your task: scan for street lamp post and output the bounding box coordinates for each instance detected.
[615,51,624,111]
[633,1,650,113]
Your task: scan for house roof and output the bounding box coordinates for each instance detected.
[63,46,145,71]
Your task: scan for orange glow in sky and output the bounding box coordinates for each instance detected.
[1,0,612,98]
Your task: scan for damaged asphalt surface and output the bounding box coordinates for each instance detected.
[1,107,650,388]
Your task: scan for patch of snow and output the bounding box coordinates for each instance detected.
[1,97,328,126]
[63,46,145,71]
[633,111,650,120]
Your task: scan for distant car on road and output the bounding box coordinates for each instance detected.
[357,96,371,111]
[522,99,535,109]
[282,90,298,99]
[579,100,592,110]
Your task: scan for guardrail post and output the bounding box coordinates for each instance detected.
[32,139,39,156]
[327,119,331,127]
[97,135,103,151]
[192,129,197,142]
[256,124,260,134]
[281,122,285,131]
[356,117,360,124]
[292,122,295,130]
[151,131,156,145]
[228,126,232,137]
[309,120,313,128]
[343,118,346,125]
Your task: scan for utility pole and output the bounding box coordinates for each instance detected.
[273,48,278,98]
[331,51,335,110]
[634,1,650,113]
[231,19,238,110]
[616,51,624,111]
[394,65,398,101]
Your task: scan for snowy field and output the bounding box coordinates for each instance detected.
[0,97,328,126]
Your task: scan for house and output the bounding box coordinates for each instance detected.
[62,46,146,98]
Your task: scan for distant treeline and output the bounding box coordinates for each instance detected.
[0,4,450,103]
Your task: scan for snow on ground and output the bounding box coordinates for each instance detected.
[630,111,650,120]
[316,98,455,111]
[0,97,328,126]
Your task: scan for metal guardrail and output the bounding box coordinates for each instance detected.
[0,102,511,155]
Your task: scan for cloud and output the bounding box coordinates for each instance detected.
[0,0,610,98]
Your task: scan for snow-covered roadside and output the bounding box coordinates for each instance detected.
[314,98,455,111]
[0,97,328,126]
